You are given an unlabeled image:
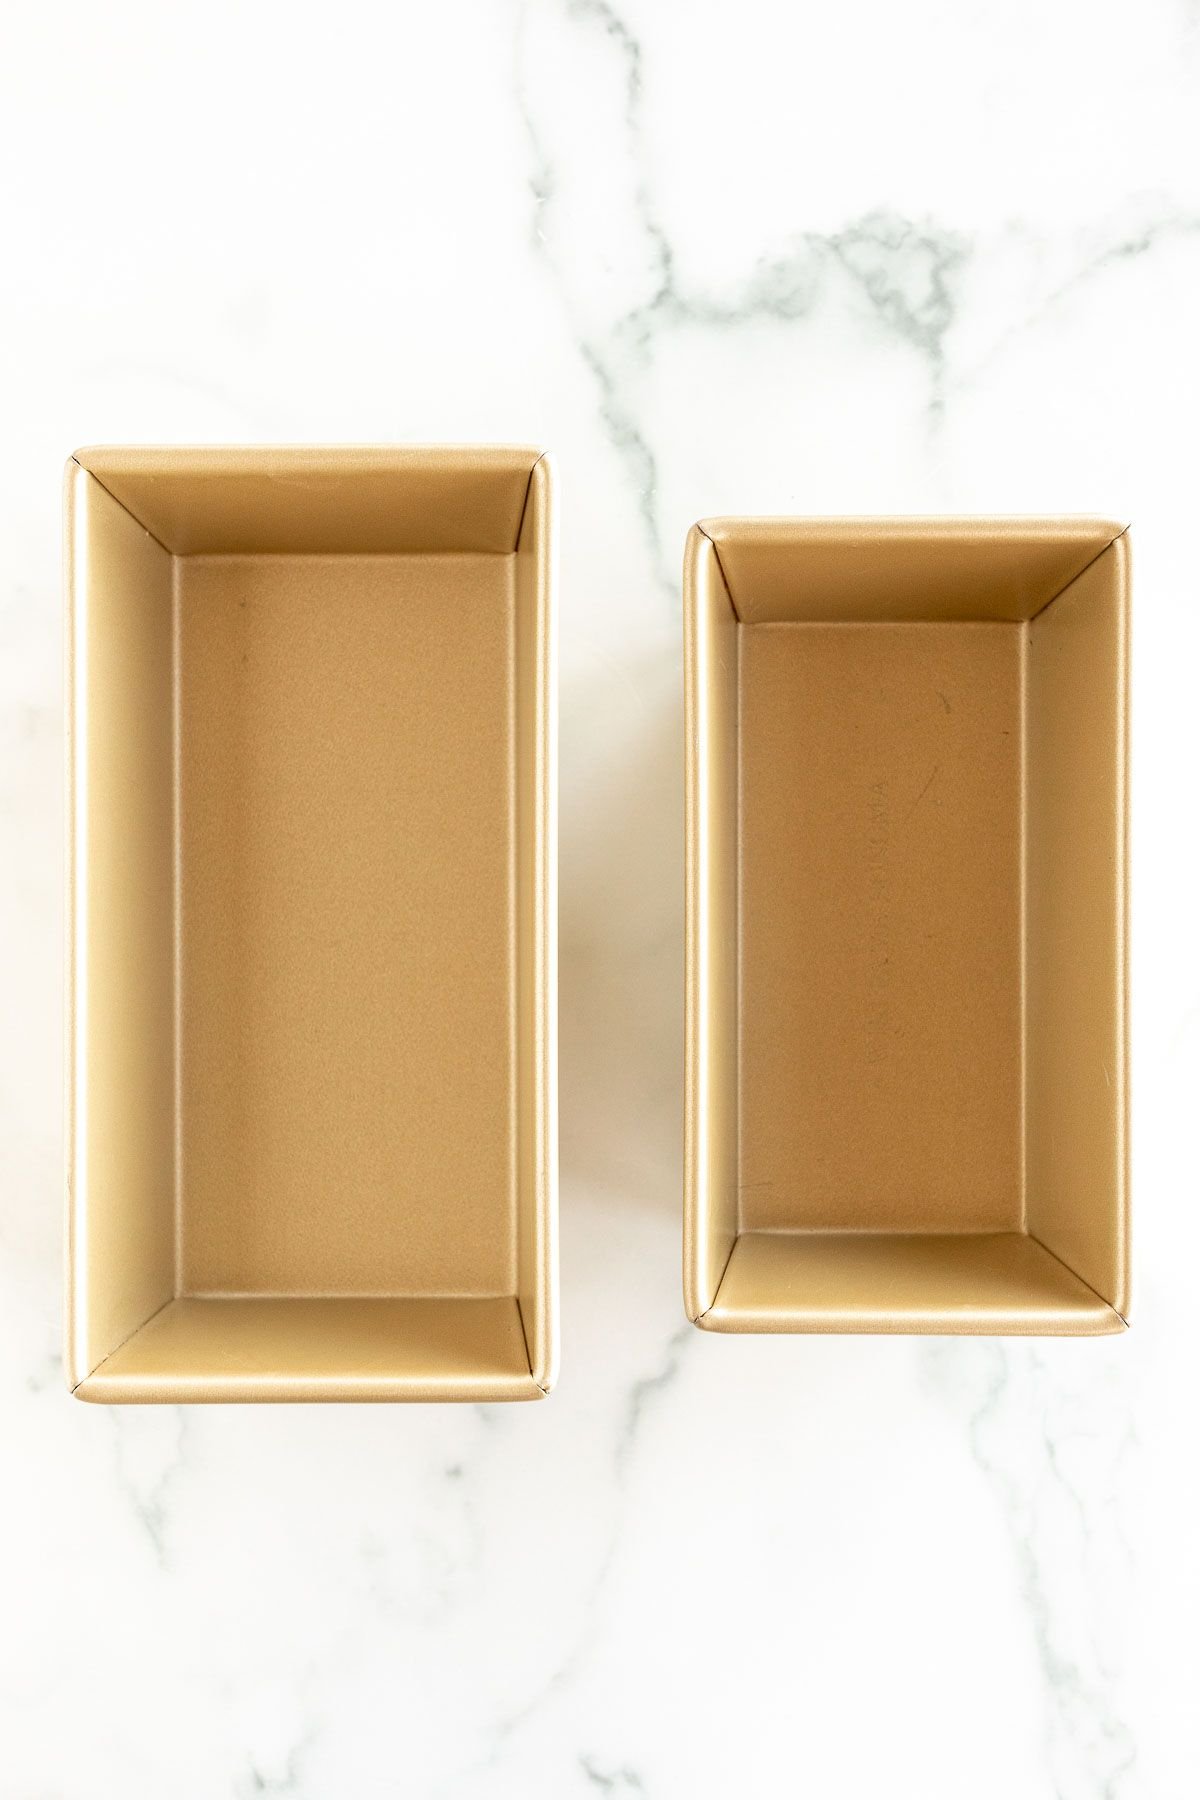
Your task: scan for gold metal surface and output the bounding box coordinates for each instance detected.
[684,517,1129,1335]
[67,447,557,1401]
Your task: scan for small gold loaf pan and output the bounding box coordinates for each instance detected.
[67,447,556,1401]
[685,517,1129,1335]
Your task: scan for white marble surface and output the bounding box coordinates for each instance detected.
[2,0,1199,1794]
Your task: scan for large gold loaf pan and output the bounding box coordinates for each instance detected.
[67,447,557,1401]
[685,517,1129,1335]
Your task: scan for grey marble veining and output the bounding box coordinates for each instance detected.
[1,0,1198,1795]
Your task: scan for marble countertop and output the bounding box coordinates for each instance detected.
[3,1,1199,1794]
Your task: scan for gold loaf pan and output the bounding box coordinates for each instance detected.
[67,447,556,1401]
[685,517,1129,1335]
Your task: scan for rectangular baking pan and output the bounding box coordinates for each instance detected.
[685,517,1129,1334]
[67,446,556,1399]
